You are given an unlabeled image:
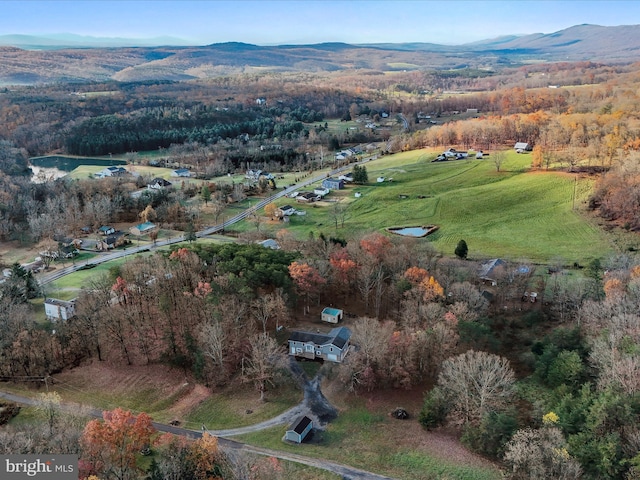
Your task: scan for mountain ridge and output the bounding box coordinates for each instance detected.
[1,24,640,85]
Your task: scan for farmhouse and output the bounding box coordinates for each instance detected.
[276,205,296,217]
[285,415,313,444]
[45,298,77,321]
[288,326,351,363]
[98,226,116,236]
[514,142,532,152]
[95,166,127,178]
[322,177,344,190]
[479,258,507,286]
[296,192,320,203]
[147,178,172,190]
[171,168,191,177]
[130,222,157,236]
[258,238,280,249]
[314,187,330,197]
[321,307,343,324]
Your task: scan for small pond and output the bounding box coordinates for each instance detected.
[386,225,439,238]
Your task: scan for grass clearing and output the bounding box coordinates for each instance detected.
[257,149,614,264]
[237,403,502,480]
[185,383,302,429]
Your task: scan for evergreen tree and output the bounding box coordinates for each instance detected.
[455,239,469,259]
[353,164,368,184]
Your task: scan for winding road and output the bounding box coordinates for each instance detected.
[0,371,396,480]
[37,157,372,287]
[26,155,398,478]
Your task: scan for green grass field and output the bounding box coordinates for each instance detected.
[237,405,502,480]
[253,149,614,264]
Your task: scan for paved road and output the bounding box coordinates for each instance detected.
[0,389,396,480]
[37,157,373,287]
[28,155,398,478]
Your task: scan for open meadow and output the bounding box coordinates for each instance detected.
[252,149,619,265]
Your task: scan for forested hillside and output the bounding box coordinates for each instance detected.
[2,47,640,479]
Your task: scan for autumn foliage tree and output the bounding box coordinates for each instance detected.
[288,261,326,311]
[150,432,220,480]
[81,408,155,480]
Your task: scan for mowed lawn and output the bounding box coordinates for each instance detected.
[274,150,612,264]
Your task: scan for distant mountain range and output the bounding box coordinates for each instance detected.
[1,24,639,85]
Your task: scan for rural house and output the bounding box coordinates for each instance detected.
[276,205,296,218]
[95,166,127,178]
[479,258,507,286]
[296,192,320,203]
[258,238,280,249]
[321,307,343,324]
[130,222,157,236]
[98,226,116,236]
[147,178,172,189]
[284,415,313,444]
[171,168,191,177]
[322,177,344,190]
[514,142,532,152]
[45,298,77,321]
[288,326,351,363]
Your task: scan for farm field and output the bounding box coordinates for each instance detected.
[254,149,616,265]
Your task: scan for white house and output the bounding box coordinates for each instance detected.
[95,166,127,178]
[314,187,330,197]
[514,142,532,152]
[45,298,77,321]
[147,178,172,190]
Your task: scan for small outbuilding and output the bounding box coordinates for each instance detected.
[285,415,313,444]
[321,307,343,324]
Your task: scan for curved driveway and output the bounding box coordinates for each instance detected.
[0,389,395,479]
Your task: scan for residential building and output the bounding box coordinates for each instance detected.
[288,327,351,363]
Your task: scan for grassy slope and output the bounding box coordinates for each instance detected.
[258,150,612,264]
[238,405,501,480]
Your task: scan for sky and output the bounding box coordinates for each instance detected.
[1,0,639,46]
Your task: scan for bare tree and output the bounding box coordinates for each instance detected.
[199,320,227,369]
[504,426,582,480]
[437,349,515,424]
[251,291,288,334]
[242,333,289,401]
[493,150,506,172]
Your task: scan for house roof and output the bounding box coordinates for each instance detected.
[280,205,293,211]
[150,177,172,186]
[134,222,156,231]
[45,298,76,307]
[289,326,351,349]
[479,258,507,279]
[99,226,114,232]
[289,415,312,434]
[322,307,342,316]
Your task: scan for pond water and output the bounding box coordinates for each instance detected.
[387,225,438,237]
[29,155,127,182]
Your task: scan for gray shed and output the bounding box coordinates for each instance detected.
[285,415,313,443]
